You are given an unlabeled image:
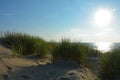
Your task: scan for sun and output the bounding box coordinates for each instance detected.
[94,9,112,27]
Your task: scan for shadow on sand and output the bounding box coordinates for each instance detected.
[7,60,81,80]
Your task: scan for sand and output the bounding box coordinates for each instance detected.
[0,44,99,80]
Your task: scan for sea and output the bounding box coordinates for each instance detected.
[82,42,120,52]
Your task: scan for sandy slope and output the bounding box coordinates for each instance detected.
[0,44,99,80]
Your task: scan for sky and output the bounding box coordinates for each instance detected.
[0,0,120,42]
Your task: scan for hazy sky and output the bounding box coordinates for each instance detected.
[0,0,120,42]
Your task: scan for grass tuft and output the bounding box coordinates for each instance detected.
[52,39,88,64]
[1,32,48,57]
[100,48,120,79]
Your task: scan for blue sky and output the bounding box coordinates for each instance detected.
[0,0,120,42]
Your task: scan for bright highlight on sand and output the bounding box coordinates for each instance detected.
[94,9,112,27]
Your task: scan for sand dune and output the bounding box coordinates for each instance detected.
[0,44,99,80]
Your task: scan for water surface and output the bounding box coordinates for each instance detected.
[82,42,120,52]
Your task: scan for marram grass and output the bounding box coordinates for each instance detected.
[1,32,48,57]
[52,39,88,64]
[100,48,120,79]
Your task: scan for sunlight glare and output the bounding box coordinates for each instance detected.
[95,42,112,52]
[94,9,112,27]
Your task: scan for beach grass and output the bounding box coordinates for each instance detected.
[1,32,48,57]
[100,48,120,79]
[0,32,90,63]
[52,39,88,64]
